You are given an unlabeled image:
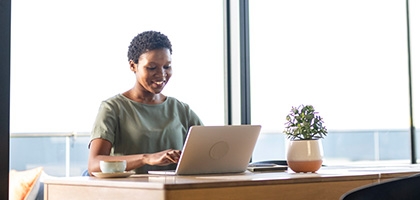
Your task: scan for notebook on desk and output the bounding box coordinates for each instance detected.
[148,125,261,175]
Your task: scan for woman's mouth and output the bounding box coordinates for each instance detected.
[152,80,166,88]
[155,81,164,85]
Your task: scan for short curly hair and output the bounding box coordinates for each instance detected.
[127,31,173,64]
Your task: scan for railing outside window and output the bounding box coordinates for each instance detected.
[10,132,90,177]
[10,129,416,177]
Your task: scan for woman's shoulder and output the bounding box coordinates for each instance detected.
[102,94,123,102]
[165,96,202,124]
[101,94,131,107]
[165,96,190,108]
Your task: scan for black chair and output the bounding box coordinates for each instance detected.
[340,173,420,200]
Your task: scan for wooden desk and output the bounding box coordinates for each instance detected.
[43,165,420,200]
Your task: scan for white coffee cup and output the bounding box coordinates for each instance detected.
[99,160,127,173]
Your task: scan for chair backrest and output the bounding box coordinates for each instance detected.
[340,173,420,200]
[81,169,90,176]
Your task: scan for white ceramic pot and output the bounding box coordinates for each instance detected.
[286,139,324,173]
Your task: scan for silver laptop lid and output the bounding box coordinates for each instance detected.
[174,125,261,175]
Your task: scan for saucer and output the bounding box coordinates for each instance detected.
[92,171,135,178]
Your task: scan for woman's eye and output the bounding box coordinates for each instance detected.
[147,66,156,70]
[164,65,171,69]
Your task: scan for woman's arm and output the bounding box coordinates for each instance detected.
[88,138,180,175]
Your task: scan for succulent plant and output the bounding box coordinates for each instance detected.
[283,105,327,140]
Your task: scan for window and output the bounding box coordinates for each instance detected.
[10,0,225,176]
[11,0,225,132]
[249,0,411,164]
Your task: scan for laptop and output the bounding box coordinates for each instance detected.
[148,125,261,175]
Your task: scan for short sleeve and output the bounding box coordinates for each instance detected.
[188,108,204,127]
[90,101,118,146]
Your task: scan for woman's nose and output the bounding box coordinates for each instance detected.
[156,68,167,77]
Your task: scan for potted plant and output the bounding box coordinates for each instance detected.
[283,104,327,173]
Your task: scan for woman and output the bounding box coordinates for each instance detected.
[88,31,203,175]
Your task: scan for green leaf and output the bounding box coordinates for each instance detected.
[283,104,328,140]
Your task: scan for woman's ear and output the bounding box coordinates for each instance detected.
[129,60,136,73]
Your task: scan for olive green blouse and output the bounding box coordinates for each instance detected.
[90,94,203,174]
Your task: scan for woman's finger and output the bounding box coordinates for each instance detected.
[166,153,176,163]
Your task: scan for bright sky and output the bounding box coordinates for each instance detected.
[10,0,420,134]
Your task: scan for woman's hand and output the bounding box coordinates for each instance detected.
[147,149,181,166]
[88,138,182,174]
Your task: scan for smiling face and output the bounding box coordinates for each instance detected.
[130,48,172,94]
